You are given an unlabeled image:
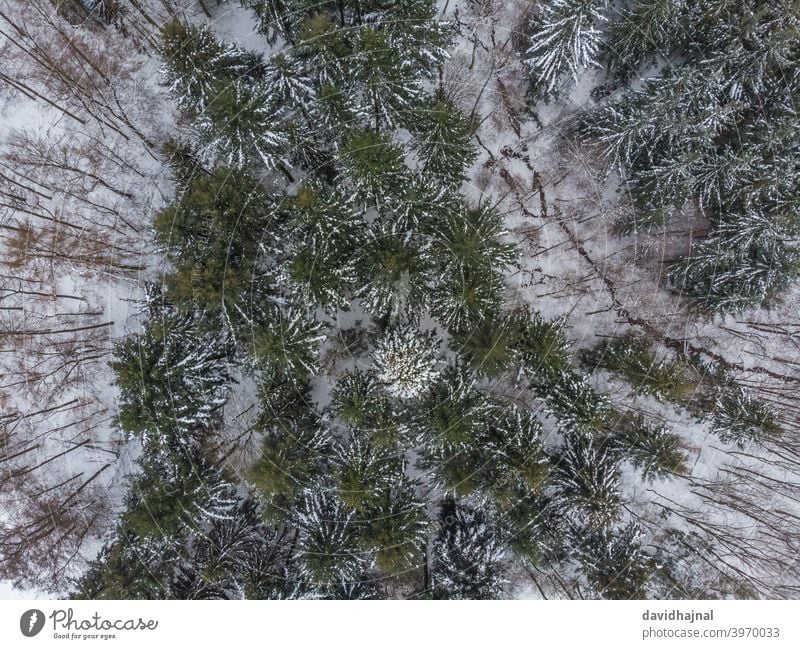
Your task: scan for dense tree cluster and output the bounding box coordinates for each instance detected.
[63,0,792,601]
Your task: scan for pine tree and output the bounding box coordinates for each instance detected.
[248,420,332,515]
[429,267,506,335]
[361,476,429,577]
[341,129,409,204]
[430,497,508,599]
[278,183,363,311]
[603,0,687,81]
[331,437,401,512]
[583,336,695,402]
[239,0,311,44]
[350,26,427,131]
[668,212,800,313]
[710,384,781,447]
[357,223,428,319]
[248,304,327,382]
[608,413,686,480]
[479,405,550,504]
[426,202,516,278]
[536,369,611,437]
[524,0,609,98]
[413,364,493,494]
[329,370,400,447]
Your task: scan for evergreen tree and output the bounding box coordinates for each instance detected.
[292,486,370,593]
[331,437,400,512]
[160,21,265,114]
[573,522,652,599]
[248,304,327,382]
[710,384,781,447]
[430,498,508,599]
[479,406,550,505]
[552,438,621,527]
[603,0,687,81]
[426,202,516,278]
[410,96,476,187]
[361,476,429,578]
[524,0,609,98]
[583,336,695,401]
[112,298,232,449]
[372,323,440,400]
[196,78,288,170]
[248,419,332,515]
[341,129,409,204]
[413,364,493,494]
[607,413,686,480]
[278,183,363,311]
[329,370,400,448]
[537,369,611,436]
[668,212,800,313]
[153,168,275,314]
[349,26,427,131]
[357,223,428,318]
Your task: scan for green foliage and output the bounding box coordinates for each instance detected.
[427,203,516,277]
[357,224,428,318]
[111,300,232,448]
[280,184,363,310]
[342,129,408,202]
[361,479,429,577]
[573,522,653,599]
[603,0,686,81]
[524,0,608,99]
[553,439,621,527]
[514,310,571,380]
[538,369,612,436]
[331,437,400,512]
[582,1,800,311]
[669,214,800,313]
[451,310,524,376]
[196,79,288,170]
[249,305,327,382]
[154,169,275,313]
[410,96,477,186]
[607,413,687,480]
[478,406,550,505]
[160,21,263,113]
[291,486,370,590]
[583,336,697,401]
[248,422,331,515]
[329,370,400,448]
[711,384,781,447]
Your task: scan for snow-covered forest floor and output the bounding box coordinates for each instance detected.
[1,0,799,599]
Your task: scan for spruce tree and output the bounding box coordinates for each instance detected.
[410,96,476,187]
[196,79,288,170]
[112,300,232,450]
[160,21,265,114]
[524,0,609,99]
[430,498,508,599]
